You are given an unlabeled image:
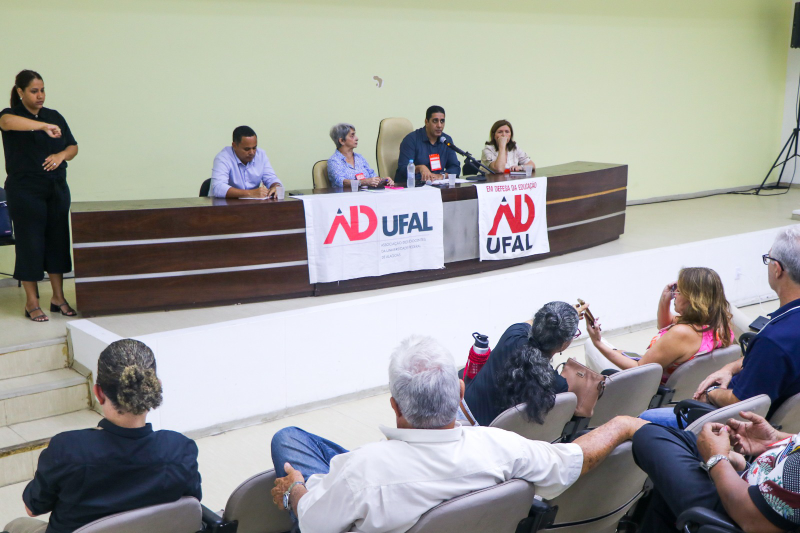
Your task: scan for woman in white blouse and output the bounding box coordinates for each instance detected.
[481,120,535,173]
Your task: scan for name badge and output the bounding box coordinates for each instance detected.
[355,173,365,180]
[429,154,442,171]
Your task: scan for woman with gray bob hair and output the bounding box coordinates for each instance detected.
[326,123,394,188]
[389,335,461,429]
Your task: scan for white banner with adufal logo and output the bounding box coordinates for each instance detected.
[476,177,550,261]
[301,188,445,283]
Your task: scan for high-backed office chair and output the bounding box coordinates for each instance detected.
[684,394,771,435]
[768,391,800,434]
[589,363,662,427]
[376,117,413,178]
[312,160,329,189]
[536,442,648,533]
[653,345,742,407]
[199,178,211,197]
[405,479,537,533]
[489,393,578,443]
[74,497,202,533]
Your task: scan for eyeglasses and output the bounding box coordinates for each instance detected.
[573,328,582,339]
[762,254,784,268]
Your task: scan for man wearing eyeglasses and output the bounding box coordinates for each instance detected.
[693,226,800,418]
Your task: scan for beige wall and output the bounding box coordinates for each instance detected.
[0,0,792,273]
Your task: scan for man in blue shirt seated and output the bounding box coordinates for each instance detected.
[394,105,460,185]
[210,125,283,199]
[685,227,800,419]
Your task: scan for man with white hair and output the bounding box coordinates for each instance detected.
[692,226,800,417]
[269,335,648,533]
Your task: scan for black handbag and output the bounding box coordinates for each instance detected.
[0,187,14,243]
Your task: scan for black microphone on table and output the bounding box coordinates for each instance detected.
[439,135,493,178]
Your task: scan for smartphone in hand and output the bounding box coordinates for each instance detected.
[577,299,595,327]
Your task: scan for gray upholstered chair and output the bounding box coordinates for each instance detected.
[539,441,647,533]
[74,496,202,533]
[490,392,578,443]
[215,469,293,533]
[685,394,771,435]
[405,479,536,533]
[590,363,662,427]
[312,160,329,190]
[376,117,413,178]
[660,344,742,405]
[768,391,800,434]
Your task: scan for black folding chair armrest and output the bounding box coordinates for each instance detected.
[676,507,743,532]
[649,385,675,409]
[674,399,715,429]
[516,499,558,533]
[200,505,237,532]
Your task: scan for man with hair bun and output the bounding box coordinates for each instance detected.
[269,335,648,533]
[3,339,202,533]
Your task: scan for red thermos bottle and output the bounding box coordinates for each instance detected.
[465,332,490,380]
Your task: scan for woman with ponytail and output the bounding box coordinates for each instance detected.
[0,70,79,322]
[4,339,202,533]
[461,301,581,426]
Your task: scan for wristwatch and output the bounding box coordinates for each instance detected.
[701,454,730,473]
[282,481,305,512]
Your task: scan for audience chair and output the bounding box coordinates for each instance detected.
[73,496,202,533]
[532,441,648,533]
[376,117,413,177]
[684,394,771,435]
[203,469,293,533]
[589,364,662,427]
[312,160,328,189]
[677,507,743,533]
[405,479,537,533]
[651,345,742,408]
[768,391,800,434]
[199,178,211,197]
[489,393,578,443]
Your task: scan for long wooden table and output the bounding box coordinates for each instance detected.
[70,161,627,315]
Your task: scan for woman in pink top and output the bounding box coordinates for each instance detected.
[583,267,734,381]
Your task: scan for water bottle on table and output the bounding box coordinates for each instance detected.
[407,159,416,189]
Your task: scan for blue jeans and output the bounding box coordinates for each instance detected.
[639,407,680,428]
[271,426,349,479]
[271,426,349,528]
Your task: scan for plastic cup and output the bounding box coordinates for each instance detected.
[448,173,456,187]
[524,166,533,177]
[351,179,360,192]
[275,186,285,200]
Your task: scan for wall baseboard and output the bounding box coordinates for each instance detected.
[627,182,799,206]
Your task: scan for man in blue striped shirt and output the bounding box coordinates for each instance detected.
[210,126,283,198]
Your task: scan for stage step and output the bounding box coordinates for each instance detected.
[0,340,69,381]
[0,369,91,426]
[0,410,102,487]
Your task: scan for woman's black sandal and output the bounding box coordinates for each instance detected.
[50,301,77,317]
[25,307,50,322]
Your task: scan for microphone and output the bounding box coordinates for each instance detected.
[439,135,467,156]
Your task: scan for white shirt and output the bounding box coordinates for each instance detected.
[297,424,583,533]
[481,144,532,170]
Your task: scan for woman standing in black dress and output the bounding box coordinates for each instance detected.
[0,70,78,322]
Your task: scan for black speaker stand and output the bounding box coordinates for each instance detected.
[755,72,800,195]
